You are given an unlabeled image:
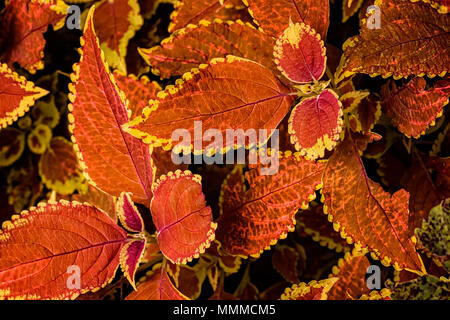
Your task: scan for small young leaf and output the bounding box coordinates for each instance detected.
[288,89,343,160]
[120,238,146,289]
[116,192,145,233]
[274,22,326,84]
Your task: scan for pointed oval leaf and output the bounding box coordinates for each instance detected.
[216,154,325,257]
[151,170,217,264]
[274,22,326,84]
[169,0,247,32]
[125,264,188,300]
[0,128,25,167]
[125,56,295,153]
[245,0,330,39]
[0,63,48,129]
[288,89,344,160]
[38,137,86,195]
[92,0,143,74]
[68,7,154,205]
[0,201,127,300]
[0,0,68,73]
[322,133,426,274]
[338,0,450,81]
[381,78,450,138]
[281,278,338,300]
[117,192,144,233]
[140,20,277,79]
[120,238,146,289]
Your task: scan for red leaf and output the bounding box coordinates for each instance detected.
[125,56,295,153]
[321,132,426,274]
[113,71,161,120]
[0,63,48,129]
[272,245,300,283]
[327,249,371,300]
[92,0,143,73]
[116,192,145,233]
[68,7,155,205]
[381,78,449,138]
[139,20,277,79]
[38,137,86,195]
[120,238,146,289]
[0,201,128,300]
[274,22,326,84]
[125,264,188,300]
[216,154,325,257]
[288,89,343,160]
[150,170,217,264]
[337,0,450,81]
[72,184,117,222]
[0,0,68,73]
[245,0,330,39]
[281,278,338,300]
[169,0,248,33]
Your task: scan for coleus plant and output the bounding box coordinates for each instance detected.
[0,0,449,300]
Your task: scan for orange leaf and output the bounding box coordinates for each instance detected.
[337,0,449,81]
[125,264,188,300]
[281,278,338,300]
[327,249,371,300]
[113,71,161,120]
[321,132,426,274]
[0,63,48,129]
[92,0,143,74]
[274,22,326,84]
[0,0,68,73]
[245,0,330,39]
[72,184,117,222]
[38,137,86,195]
[288,89,343,160]
[169,0,248,33]
[0,201,128,300]
[125,56,295,153]
[381,78,450,138]
[150,170,217,264]
[68,7,155,205]
[216,154,325,257]
[139,20,277,79]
